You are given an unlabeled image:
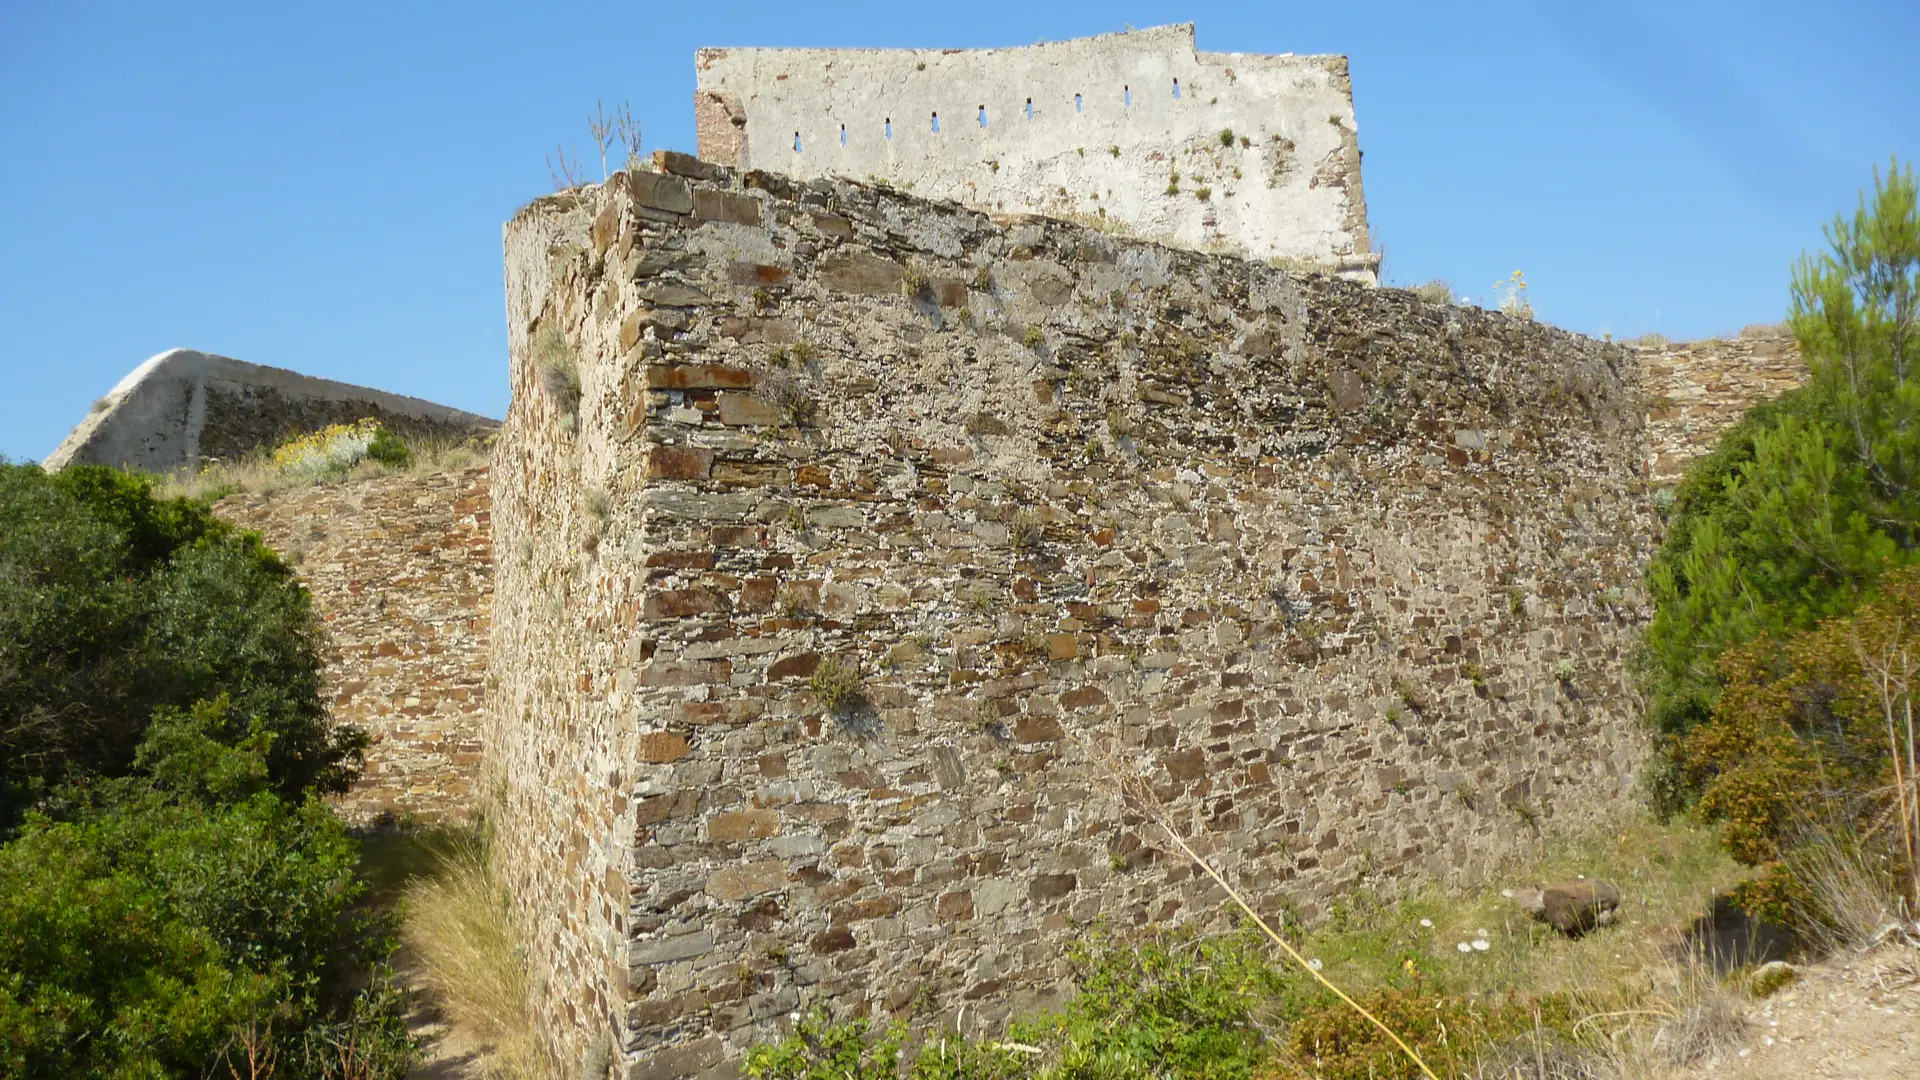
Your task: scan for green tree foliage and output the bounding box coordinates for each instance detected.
[1645,158,1920,735]
[0,463,364,828]
[0,700,408,1079]
[0,465,409,1078]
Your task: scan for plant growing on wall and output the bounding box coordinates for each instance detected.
[808,658,865,717]
[588,99,644,178]
[532,326,582,431]
[1492,270,1532,319]
[547,145,582,191]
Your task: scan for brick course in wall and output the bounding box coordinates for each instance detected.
[491,159,1663,1079]
[213,465,492,823]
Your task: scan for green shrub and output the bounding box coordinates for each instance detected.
[1272,984,1573,1080]
[1027,926,1284,1079]
[0,464,362,827]
[366,425,412,467]
[0,699,409,1079]
[1674,567,1920,928]
[0,465,407,1078]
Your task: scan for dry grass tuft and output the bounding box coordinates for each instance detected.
[1778,825,1911,953]
[157,432,491,503]
[401,837,539,1079]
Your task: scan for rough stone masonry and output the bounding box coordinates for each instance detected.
[695,25,1377,281]
[488,153,1657,1078]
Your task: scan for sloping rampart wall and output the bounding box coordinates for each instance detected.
[48,348,498,474]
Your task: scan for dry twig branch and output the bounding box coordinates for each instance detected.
[547,144,582,192]
[613,102,643,173]
[588,99,615,181]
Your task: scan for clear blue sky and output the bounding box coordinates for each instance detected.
[3,1,1915,463]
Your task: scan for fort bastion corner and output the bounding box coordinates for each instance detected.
[486,151,1664,1078]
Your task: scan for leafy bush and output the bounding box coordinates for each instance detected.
[366,426,412,467]
[1644,158,1919,737]
[0,464,362,827]
[1268,985,1573,1080]
[0,699,409,1079]
[0,464,407,1078]
[1675,567,1920,929]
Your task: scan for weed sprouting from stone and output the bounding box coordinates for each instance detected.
[808,658,864,716]
[1010,510,1045,551]
[533,327,581,427]
[758,369,818,426]
[1393,674,1430,714]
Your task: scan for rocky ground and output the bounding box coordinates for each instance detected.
[1686,940,1920,1080]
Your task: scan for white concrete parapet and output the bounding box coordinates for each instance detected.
[695,24,1376,280]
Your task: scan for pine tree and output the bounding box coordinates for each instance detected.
[1646,158,1920,735]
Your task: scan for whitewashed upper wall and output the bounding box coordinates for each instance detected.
[694,24,1376,279]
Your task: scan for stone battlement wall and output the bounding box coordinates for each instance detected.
[213,466,493,823]
[490,156,1657,1078]
[1635,325,1806,483]
[695,25,1374,279]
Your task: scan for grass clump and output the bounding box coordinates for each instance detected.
[400,830,539,1078]
[532,325,581,430]
[808,658,864,716]
[757,369,819,426]
[1010,510,1046,551]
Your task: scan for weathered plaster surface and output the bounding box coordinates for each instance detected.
[46,348,497,473]
[695,25,1375,279]
[491,158,1654,1078]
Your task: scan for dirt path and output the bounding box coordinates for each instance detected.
[1690,941,1920,1079]
[397,947,499,1080]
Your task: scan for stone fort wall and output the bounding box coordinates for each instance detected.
[489,155,1660,1078]
[1634,325,1806,484]
[212,465,493,824]
[695,25,1375,280]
